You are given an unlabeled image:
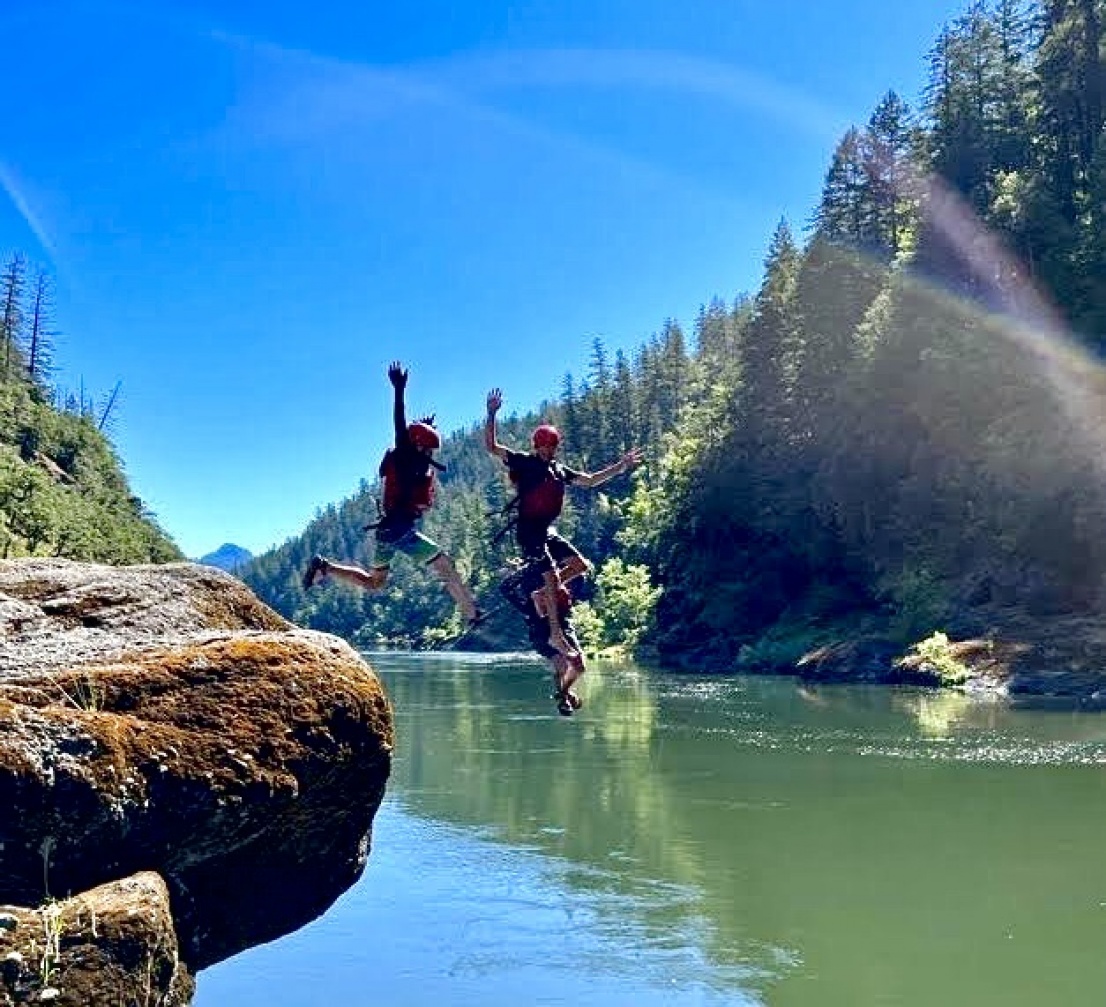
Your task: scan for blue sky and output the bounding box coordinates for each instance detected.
[1,0,968,559]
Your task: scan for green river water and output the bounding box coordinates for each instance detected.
[197,652,1106,1005]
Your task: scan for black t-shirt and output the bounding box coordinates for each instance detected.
[504,450,582,502]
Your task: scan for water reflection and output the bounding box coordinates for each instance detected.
[895,689,978,737]
[379,654,1106,1007]
[198,801,764,1006]
[382,654,790,996]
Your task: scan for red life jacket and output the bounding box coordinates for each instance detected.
[379,447,435,519]
[513,462,565,525]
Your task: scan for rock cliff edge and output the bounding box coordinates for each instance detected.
[0,559,393,1005]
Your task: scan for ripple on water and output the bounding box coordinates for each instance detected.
[655,706,1106,767]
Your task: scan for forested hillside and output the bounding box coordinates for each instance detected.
[246,0,1106,665]
[0,254,182,563]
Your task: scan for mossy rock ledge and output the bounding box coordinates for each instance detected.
[0,559,394,1005]
[790,613,1106,707]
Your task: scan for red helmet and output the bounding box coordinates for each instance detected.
[531,424,561,450]
[408,422,441,450]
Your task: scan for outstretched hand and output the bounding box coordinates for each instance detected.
[486,388,503,416]
[621,446,645,472]
[416,413,436,427]
[388,361,408,389]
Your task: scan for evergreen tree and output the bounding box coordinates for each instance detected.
[610,350,637,450]
[1,254,26,382]
[26,269,56,388]
[791,236,888,453]
[924,6,997,210]
[1076,130,1106,334]
[694,296,741,377]
[584,336,611,463]
[1034,0,1106,217]
[560,372,581,453]
[990,0,1035,173]
[862,91,918,255]
[738,220,802,450]
[812,128,869,242]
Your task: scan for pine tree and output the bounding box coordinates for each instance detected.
[812,128,868,242]
[862,91,918,255]
[1076,128,1106,338]
[739,220,802,450]
[656,319,688,423]
[1027,0,1106,326]
[560,372,581,452]
[585,336,611,462]
[694,296,741,377]
[990,0,1035,173]
[609,350,637,451]
[26,269,56,388]
[923,5,999,210]
[791,235,888,452]
[1035,0,1106,219]
[1,254,26,382]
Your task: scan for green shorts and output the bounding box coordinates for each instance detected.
[372,522,442,568]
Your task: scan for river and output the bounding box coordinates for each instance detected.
[195,652,1106,1005]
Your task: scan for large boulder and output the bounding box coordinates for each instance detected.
[0,560,393,993]
[0,873,194,1006]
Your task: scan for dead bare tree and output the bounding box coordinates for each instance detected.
[97,380,122,432]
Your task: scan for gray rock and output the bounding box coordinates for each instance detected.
[0,559,393,990]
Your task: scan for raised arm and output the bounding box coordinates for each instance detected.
[485,388,509,460]
[388,361,408,445]
[573,446,644,489]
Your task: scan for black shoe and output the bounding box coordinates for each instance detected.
[302,555,328,590]
[553,690,574,717]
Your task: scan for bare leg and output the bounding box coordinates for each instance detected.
[550,654,566,692]
[531,556,590,614]
[541,568,576,656]
[550,653,584,712]
[325,559,389,591]
[558,555,590,586]
[428,553,478,622]
[559,651,586,697]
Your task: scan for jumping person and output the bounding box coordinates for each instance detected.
[303,362,482,627]
[484,387,642,686]
[499,546,588,716]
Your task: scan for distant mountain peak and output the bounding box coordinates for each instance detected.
[197,543,253,572]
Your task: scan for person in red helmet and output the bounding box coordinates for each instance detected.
[485,387,642,709]
[499,541,588,716]
[304,362,482,627]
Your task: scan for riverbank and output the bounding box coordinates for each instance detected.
[640,605,1106,708]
